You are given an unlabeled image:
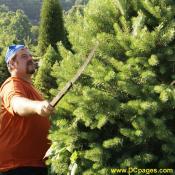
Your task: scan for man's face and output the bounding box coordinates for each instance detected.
[13,48,35,75]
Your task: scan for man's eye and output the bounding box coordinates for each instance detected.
[22,55,28,59]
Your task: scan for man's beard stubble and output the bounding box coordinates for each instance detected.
[26,60,36,74]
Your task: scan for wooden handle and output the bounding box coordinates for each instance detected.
[50,42,99,107]
[50,81,72,107]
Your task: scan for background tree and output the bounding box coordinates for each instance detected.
[31,25,39,45]
[34,45,59,99]
[0,0,42,24]
[47,0,175,174]
[38,0,66,56]
[0,58,10,86]
[0,0,89,23]
[0,9,31,46]
[0,7,32,85]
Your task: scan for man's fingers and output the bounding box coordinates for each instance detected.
[36,101,55,117]
[44,103,54,111]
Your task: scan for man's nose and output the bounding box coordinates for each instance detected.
[28,55,33,61]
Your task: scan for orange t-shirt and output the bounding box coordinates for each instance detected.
[0,77,51,172]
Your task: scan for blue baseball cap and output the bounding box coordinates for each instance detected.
[5,44,25,63]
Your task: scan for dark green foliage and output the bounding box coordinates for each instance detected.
[0,0,89,24]
[0,0,42,24]
[31,25,39,45]
[34,45,60,99]
[0,58,10,85]
[0,9,32,45]
[0,7,32,85]
[38,0,66,56]
[47,0,175,174]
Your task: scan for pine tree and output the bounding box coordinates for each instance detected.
[47,0,175,174]
[38,0,65,56]
[34,45,59,99]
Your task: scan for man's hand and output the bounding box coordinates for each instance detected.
[36,100,54,117]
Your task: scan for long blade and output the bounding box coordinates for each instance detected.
[50,42,99,107]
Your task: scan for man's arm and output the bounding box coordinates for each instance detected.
[0,95,1,114]
[11,96,54,117]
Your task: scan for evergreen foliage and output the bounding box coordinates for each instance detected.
[47,0,175,174]
[0,9,31,46]
[34,45,59,99]
[38,0,65,56]
[0,0,42,24]
[0,58,10,85]
[0,7,32,85]
[0,0,89,24]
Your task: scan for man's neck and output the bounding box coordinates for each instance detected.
[11,72,32,83]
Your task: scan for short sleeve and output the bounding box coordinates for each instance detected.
[1,79,26,115]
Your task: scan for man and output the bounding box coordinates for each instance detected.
[0,45,54,175]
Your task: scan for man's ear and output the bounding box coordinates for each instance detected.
[8,59,17,70]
